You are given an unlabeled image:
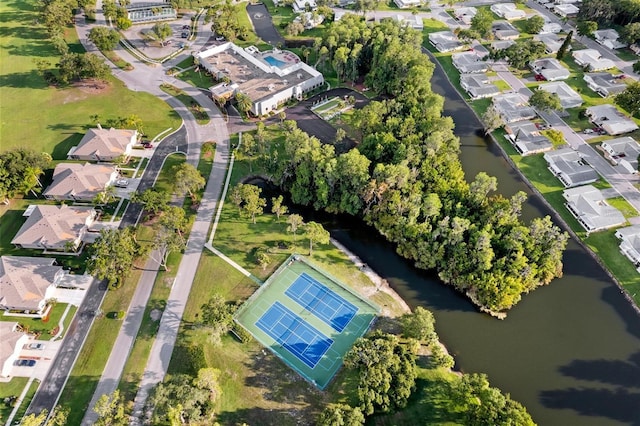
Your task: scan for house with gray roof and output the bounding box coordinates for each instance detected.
[492,92,537,123]
[492,21,520,40]
[491,40,515,50]
[615,225,640,271]
[534,33,566,54]
[563,185,625,232]
[43,163,119,202]
[538,82,583,109]
[0,322,28,377]
[11,205,97,252]
[600,136,640,174]
[573,49,616,72]
[460,74,501,99]
[454,6,477,25]
[594,29,627,50]
[428,31,464,52]
[586,104,639,136]
[68,127,138,162]
[544,147,599,187]
[505,120,554,155]
[530,58,570,81]
[540,21,562,34]
[490,3,526,20]
[452,45,490,73]
[0,256,66,316]
[583,73,628,97]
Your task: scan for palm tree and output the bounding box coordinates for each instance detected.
[235,92,253,116]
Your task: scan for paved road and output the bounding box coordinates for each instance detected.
[25,278,106,416]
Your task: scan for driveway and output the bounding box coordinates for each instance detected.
[246,3,284,46]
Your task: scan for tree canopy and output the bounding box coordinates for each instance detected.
[529,90,563,112]
[0,148,50,202]
[148,372,218,424]
[87,227,142,289]
[615,81,640,117]
[88,26,121,51]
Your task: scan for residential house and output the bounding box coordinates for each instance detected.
[584,73,628,97]
[43,163,119,202]
[428,31,464,52]
[586,104,639,135]
[572,49,616,72]
[492,92,537,123]
[544,147,599,187]
[594,29,627,50]
[538,82,583,109]
[563,185,626,232]
[490,3,526,20]
[391,14,423,30]
[491,40,515,50]
[0,256,66,316]
[293,12,324,29]
[0,323,28,377]
[452,45,490,73]
[492,21,520,40]
[292,0,317,13]
[615,225,640,271]
[554,3,579,18]
[394,0,422,8]
[540,21,562,34]
[600,136,640,173]
[11,205,97,252]
[197,43,324,116]
[455,6,477,25]
[68,128,137,162]
[535,33,565,54]
[529,58,570,81]
[460,74,502,99]
[631,44,640,56]
[505,120,554,155]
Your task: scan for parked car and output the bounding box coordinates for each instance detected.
[14,359,36,367]
[534,74,546,81]
[26,343,45,350]
[182,25,190,30]
[583,128,594,134]
[181,32,189,39]
[142,142,153,149]
[215,36,225,41]
[114,179,129,188]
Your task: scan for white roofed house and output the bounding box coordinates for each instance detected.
[196,42,324,117]
[492,92,537,123]
[292,0,317,13]
[43,163,119,202]
[455,6,477,25]
[583,73,629,97]
[0,322,29,377]
[68,128,137,162]
[538,82,583,109]
[572,49,616,72]
[544,147,599,187]
[490,3,526,20]
[615,225,640,271]
[0,256,66,317]
[554,3,579,18]
[586,104,639,136]
[452,45,490,73]
[460,74,501,99]
[529,58,570,81]
[600,137,640,174]
[428,31,464,53]
[393,0,422,8]
[563,185,625,232]
[594,29,627,50]
[534,33,566,55]
[505,120,554,155]
[11,205,98,253]
[540,21,562,34]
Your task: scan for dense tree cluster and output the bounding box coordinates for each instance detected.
[344,331,418,415]
[615,81,640,117]
[87,227,143,289]
[493,39,546,69]
[206,0,251,41]
[579,0,640,27]
[0,149,51,202]
[529,90,563,112]
[264,17,567,314]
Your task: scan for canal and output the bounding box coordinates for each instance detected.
[327,60,640,424]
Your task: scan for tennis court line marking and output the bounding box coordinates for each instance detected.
[205,243,262,284]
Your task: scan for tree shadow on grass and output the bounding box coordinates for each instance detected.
[51,133,83,160]
[0,70,49,90]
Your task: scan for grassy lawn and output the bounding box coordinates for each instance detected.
[0,377,30,422]
[421,18,449,37]
[155,153,187,194]
[0,303,69,341]
[11,379,40,423]
[607,197,639,219]
[159,84,210,125]
[176,66,215,90]
[0,0,181,158]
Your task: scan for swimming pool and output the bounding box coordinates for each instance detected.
[264,55,287,68]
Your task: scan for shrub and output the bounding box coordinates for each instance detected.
[232,324,253,343]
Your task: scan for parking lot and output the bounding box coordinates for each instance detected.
[12,340,63,380]
[120,14,198,60]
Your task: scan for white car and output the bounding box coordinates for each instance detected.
[26,343,45,350]
[114,179,129,188]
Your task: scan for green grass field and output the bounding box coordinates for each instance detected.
[235,255,379,389]
[0,0,181,158]
[0,377,30,422]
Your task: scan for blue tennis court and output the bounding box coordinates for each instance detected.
[255,301,333,369]
[286,273,358,332]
